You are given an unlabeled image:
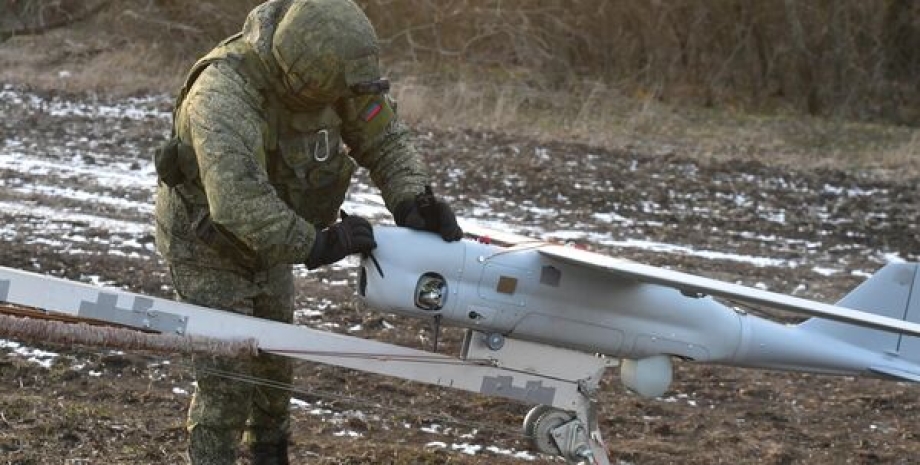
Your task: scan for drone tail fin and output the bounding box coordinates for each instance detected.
[800,262,920,364]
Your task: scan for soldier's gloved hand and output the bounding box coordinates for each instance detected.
[394,186,463,242]
[305,213,377,269]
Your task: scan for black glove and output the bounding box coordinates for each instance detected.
[306,213,377,269]
[394,186,463,242]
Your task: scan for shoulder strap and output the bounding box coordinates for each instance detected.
[172,33,281,170]
[170,34,238,135]
[232,45,283,158]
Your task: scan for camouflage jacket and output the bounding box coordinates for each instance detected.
[154,36,428,272]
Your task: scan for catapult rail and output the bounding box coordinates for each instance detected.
[0,266,602,412]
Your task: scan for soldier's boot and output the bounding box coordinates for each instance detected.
[248,436,290,465]
[188,424,240,465]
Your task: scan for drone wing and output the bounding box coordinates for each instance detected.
[460,221,540,247]
[537,243,920,339]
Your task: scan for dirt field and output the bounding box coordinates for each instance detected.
[1,81,919,465]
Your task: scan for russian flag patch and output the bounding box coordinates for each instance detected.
[361,101,383,122]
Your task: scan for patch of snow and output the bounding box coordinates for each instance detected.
[659,393,699,407]
[0,201,151,236]
[592,211,635,225]
[294,309,325,319]
[290,398,311,409]
[420,424,443,434]
[762,210,787,224]
[451,443,483,455]
[0,339,59,368]
[485,446,537,460]
[0,89,171,121]
[881,253,906,264]
[812,267,840,276]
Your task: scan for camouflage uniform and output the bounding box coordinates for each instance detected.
[154,0,429,463]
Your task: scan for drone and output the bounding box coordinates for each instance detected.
[1,224,918,464]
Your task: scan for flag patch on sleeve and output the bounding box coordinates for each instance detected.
[361,101,383,122]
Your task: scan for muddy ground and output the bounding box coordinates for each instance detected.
[1,86,920,465]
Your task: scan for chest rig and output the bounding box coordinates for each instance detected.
[267,99,355,227]
[157,34,356,229]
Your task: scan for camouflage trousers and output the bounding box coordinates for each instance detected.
[169,261,295,465]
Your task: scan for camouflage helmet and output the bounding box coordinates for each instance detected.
[270,0,384,107]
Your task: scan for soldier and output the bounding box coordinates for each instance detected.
[153,0,463,463]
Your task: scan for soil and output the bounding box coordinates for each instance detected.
[1,85,920,465]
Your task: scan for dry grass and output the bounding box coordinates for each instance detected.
[0,36,186,95]
[0,0,259,94]
[5,0,918,121]
[2,0,918,176]
[392,66,920,177]
[363,0,920,124]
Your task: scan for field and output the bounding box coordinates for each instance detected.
[2,85,920,464]
[2,1,920,464]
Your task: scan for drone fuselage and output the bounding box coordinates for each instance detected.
[359,227,920,394]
